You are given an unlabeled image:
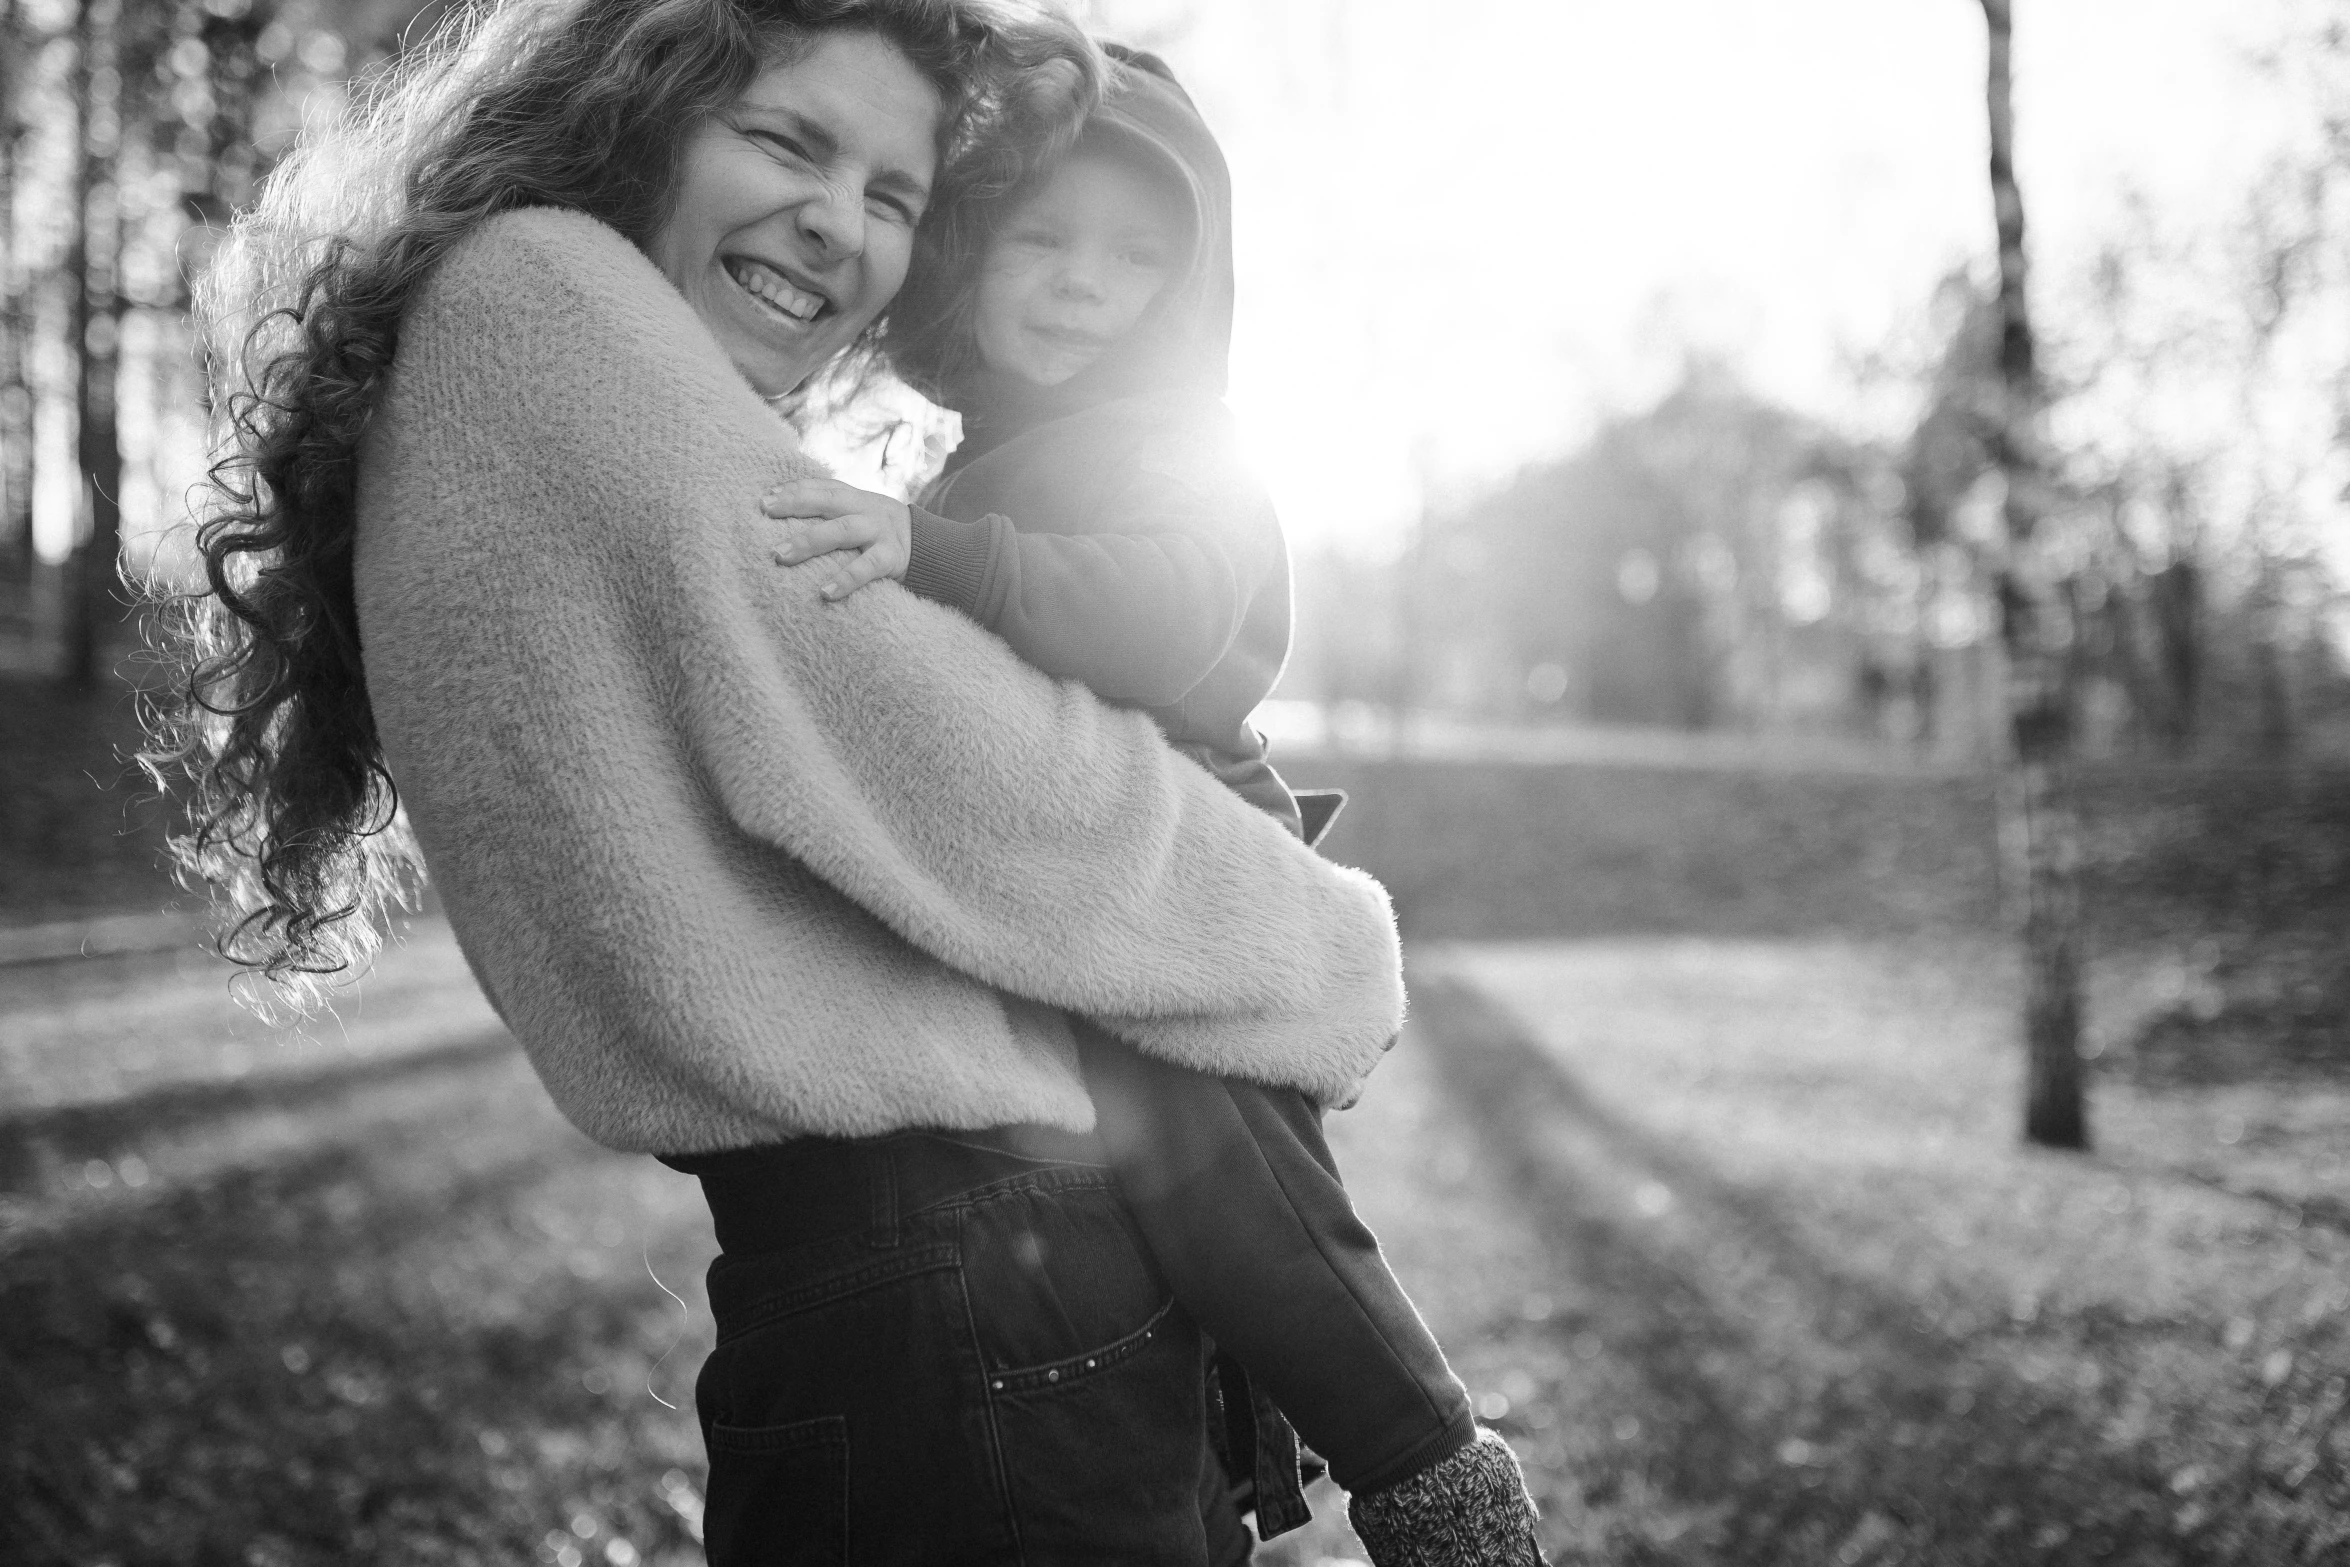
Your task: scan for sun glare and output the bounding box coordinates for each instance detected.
[1094,0,2282,556]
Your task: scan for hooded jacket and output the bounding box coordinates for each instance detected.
[900,50,1298,830]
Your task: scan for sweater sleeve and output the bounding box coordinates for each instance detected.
[391,209,1400,1094]
[903,438,1281,710]
[901,504,1003,611]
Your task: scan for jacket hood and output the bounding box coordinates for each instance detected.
[945,45,1235,469]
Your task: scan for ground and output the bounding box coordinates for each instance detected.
[6,919,2346,1566]
[8,676,2348,1562]
[1271,943,2350,1565]
[1,927,717,1567]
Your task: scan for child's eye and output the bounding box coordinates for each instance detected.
[1122,249,1169,270]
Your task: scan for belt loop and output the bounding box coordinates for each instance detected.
[868,1141,900,1249]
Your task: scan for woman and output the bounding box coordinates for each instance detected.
[148,2,1438,1562]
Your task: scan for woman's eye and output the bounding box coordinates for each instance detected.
[868,193,918,226]
[752,130,811,163]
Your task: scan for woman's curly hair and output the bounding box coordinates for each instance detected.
[143,0,1101,1014]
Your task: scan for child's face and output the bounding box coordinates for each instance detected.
[971,151,1188,388]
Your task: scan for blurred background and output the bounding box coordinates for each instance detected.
[4,1,2349,1564]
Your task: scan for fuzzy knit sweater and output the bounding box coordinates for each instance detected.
[351,208,1403,1153]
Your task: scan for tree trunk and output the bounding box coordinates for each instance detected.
[193,1,265,230]
[1981,0,2088,1150]
[0,0,32,573]
[2249,551,2294,759]
[1387,511,1423,751]
[2148,556,2200,757]
[1912,546,1951,755]
[64,0,124,688]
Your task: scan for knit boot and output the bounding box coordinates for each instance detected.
[1347,1428,1545,1566]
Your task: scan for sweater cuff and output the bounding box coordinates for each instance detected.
[903,506,1000,618]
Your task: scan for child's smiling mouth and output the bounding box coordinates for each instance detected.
[724,256,829,325]
[1029,321,1109,353]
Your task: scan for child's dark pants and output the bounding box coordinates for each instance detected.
[1078,1028,1479,1515]
[666,1129,1253,1566]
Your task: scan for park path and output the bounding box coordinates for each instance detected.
[4,926,2345,1565]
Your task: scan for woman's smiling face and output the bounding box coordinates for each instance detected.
[649,30,942,399]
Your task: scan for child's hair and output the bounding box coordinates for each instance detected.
[886,43,1183,403]
[141,0,1101,1015]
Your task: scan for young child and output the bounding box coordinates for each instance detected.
[761,48,1544,1563]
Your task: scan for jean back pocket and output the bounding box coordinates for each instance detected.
[703,1413,848,1566]
[961,1183,1214,1564]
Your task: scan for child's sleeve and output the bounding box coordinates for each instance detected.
[902,430,1282,709]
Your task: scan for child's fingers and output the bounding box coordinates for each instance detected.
[820,545,900,601]
[760,477,861,518]
[770,513,883,565]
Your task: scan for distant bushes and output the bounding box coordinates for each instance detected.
[1293,749,2350,946]
[0,676,171,923]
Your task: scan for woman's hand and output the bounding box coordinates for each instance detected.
[763,477,912,600]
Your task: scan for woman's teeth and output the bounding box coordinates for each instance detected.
[725,259,824,324]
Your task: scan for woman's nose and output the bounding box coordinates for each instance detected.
[796,183,866,261]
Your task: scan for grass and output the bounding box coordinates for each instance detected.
[1264,938,2350,1566]
[7,931,2349,1564]
[1,934,720,1567]
[2,1058,721,1567]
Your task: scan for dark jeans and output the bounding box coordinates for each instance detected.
[1080,1031,1477,1509]
[664,1129,1252,1566]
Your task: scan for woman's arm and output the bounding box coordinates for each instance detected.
[384,208,1399,1092]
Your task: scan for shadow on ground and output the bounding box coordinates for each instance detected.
[1408,966,2349,1566]
[0,1050,717,1567]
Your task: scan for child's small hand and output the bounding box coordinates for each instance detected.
[762,478,912,600]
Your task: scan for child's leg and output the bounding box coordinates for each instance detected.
[1076,1027,1477,1495]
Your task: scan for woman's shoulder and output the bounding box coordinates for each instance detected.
[436,205,633,281]
[367,202,825,576]
[403,206,807,467]
[414,206,665,340]
[390,208,666,461]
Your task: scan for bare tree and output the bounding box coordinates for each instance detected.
[1981,0,2088,1149]
[64,0,126,686]
[0,0,32,571]
[2234,163,2330,759]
